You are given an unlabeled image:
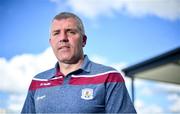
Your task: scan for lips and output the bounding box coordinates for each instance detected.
[57,45,70,51]
[59,46,70,49]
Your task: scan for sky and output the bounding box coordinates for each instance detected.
[0,0,180,113]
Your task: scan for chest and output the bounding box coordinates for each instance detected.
[34,84,106,113]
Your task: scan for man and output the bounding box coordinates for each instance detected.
[21,12,136,113]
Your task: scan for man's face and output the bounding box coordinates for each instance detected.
[49,18,86,64]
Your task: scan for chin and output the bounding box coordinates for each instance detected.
[58,56,71,61]
[59,57,70,61]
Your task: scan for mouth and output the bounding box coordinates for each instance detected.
[58,45,70,50]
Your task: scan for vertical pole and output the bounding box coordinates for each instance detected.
[131,77,135,104]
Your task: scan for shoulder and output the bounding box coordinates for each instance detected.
[90,61,118,74]
[90,61,125,81]
[28,68,56,91]
[33,68,56,79]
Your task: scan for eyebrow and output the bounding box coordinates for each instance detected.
[52,29,60,33]
[52,28,79,32]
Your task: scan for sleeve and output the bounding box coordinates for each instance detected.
[21,88,36,113]
[105,73,136,113]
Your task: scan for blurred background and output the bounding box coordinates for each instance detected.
[0,0,180,113]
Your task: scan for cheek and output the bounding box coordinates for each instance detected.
[50,39,57,50]
[75,39,83,49]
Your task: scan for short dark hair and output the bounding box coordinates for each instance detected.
[53,12,85,35]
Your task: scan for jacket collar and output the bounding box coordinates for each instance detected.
[53,55,91,78]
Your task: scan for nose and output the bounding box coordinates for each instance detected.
[58,31,68,42]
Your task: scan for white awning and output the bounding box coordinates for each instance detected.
[122,47,180,84]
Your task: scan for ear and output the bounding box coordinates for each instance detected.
[82,35,87,47]
[49,38,52,46]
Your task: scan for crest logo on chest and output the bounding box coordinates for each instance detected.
[81,88,93,100]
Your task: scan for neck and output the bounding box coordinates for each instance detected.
[59,56,84,76]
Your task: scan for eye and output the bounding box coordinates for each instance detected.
[53,32,59,36]
[66,29,77,36]
[52,30,60,36]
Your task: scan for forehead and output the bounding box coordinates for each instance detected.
[51,18,78,30]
